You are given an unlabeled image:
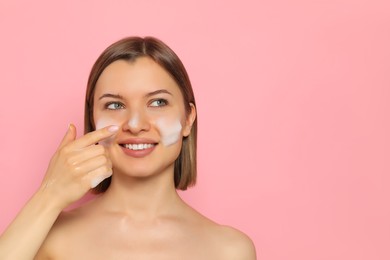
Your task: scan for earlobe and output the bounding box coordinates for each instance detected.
[183,103,196,137]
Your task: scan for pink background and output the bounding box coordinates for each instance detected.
[1,0,389,259]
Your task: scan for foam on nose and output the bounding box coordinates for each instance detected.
[128,113,139,129]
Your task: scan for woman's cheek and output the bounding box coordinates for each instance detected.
[155,117,183,147]
[95,118,120,146]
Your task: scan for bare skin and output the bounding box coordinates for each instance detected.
[0,125,119,260]
[35,177,255,259]
[1,58,256,259]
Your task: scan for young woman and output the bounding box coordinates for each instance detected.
[0,36,256,259]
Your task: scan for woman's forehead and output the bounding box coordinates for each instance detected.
[94,58,182,99]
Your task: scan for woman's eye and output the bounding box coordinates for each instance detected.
[106,102,124,110]
[150,99,168,107]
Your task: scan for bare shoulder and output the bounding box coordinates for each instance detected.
[211,224,257,260]
[187,208,257,259]
[34,206,89,259]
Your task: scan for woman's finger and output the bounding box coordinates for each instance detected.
[69,125,119,150]
[71,155,112,176]
[65,144,107,166]
[58,124,77,150]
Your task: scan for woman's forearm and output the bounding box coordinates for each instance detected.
[0,188,62,260]
[0,125,117,259]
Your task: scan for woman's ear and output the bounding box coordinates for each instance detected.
[183,103,196,137]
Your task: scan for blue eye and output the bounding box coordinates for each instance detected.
[106,102,124,110]
[150,99,168,107]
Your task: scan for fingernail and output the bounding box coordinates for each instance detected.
[108,125,119,133]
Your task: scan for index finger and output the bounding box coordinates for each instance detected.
[71,125,119,149]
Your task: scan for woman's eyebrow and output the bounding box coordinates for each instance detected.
[146,89,173,97]
[99,93,125,100]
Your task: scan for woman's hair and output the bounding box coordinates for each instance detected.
[84,36,197,192]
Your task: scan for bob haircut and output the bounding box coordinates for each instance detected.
[84,36,197,192]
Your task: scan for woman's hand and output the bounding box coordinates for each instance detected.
[40,124,119,210]
[0,124,119,260]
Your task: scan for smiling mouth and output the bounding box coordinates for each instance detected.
[120,143,156,151]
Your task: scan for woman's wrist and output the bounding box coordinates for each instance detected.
[0,184,65,260]
[34,185,66,216]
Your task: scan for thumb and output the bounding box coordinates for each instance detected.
[58,124,77,149]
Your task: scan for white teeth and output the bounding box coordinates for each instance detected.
[124,143,154,150]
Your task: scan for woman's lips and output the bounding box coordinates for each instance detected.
[122,143,154,150]
[118,138,157,158]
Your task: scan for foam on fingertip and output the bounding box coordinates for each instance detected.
[90,176,105,188]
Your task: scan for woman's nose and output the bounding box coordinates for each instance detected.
[122,111,151,134]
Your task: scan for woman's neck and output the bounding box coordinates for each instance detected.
[97,167,183,221]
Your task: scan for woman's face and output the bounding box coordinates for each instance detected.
[93,57,195,179]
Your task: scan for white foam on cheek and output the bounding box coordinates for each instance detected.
[95,119,110,130]
[156,118,183,146]
[95,118,118,146]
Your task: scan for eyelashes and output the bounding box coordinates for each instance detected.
[149,98,168,107]
[105,101,125,110]
[104,99,169,110]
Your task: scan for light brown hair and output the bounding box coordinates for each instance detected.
[84,36,197,192]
